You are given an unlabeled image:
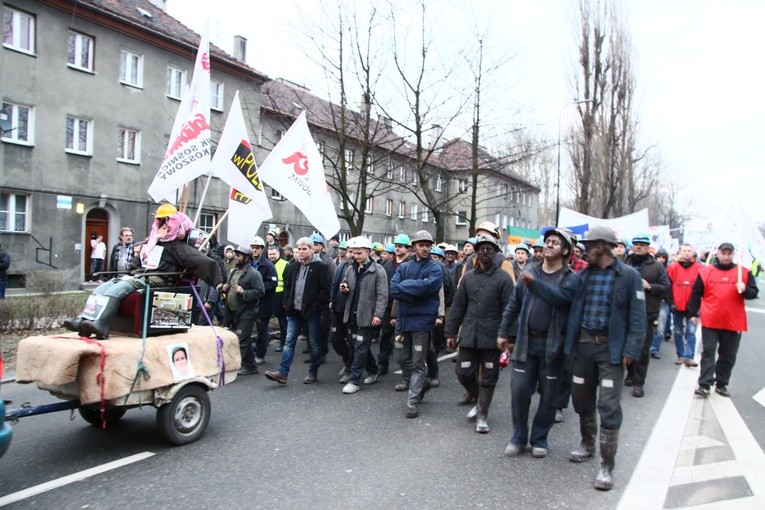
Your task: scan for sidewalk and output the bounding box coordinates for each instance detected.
[619,355,765,509]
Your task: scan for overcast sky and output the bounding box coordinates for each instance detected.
[167,0,765,227]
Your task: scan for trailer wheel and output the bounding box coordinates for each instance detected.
[79,407,127,427]
[157,384,210,446]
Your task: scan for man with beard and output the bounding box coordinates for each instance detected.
[446,235,514,433]
[499,228,580,455]
[108,227,135,274]
[220,246,265,376]
[565,226,645,491]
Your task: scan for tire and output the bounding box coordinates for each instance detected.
[156,384,210,446]
[79,407,127,427]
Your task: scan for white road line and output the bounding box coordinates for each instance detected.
[709,396,765,499]
[617,359,698,510]
[0,452,155,507]
[745,307,765,314]
[670,460,741,486]
[753,387,765,408]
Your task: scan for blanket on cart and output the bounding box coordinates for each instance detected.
[15,326,241,404]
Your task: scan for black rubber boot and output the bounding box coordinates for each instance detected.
[80,296,120,339]
[570,412,598,462]
[475,386,495,434]
[457,379,479,406]
[63,317,84,334]
[594,427,619,490]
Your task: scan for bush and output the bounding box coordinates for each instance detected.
[24,267,81,295]
[0,293,88,333]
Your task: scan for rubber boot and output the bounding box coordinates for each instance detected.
[570,412,598,462]
[80,296,120,339]
[475,386,495,434]
[63,317,84,334]
[594,427,619,491]
[457,379,479,406]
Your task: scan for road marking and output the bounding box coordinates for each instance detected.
[745,307,765,314]
[670,460,741,486]
[0,452,155,507]
[753,387,765,408]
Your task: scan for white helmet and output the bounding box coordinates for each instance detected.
[444,244,458,254]
[251,235,266,247]
[347,236,372,249]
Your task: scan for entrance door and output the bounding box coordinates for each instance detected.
[85,209,109,279]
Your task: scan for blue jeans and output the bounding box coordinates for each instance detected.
[92,278,137,300]
[277,311,322,378]
[510,339,563,448]
[650,302,670,354]
[673,310,697,359]
[0,279,6,300]
[348,325,379,385]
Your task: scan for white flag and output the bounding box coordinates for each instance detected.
[148,26,212,201]
[226,188,271,248]
[259,112,340,239]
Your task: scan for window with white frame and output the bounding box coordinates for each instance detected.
[166,65,187,99]
[409,203,418,220]
[271,187,284,200]
[316,141,325,161]
[458,179,468,193]
[65,115,92,155]
[67,31,94,72]
[0,192,28,232]
[495,214,501,227]
[421,209,428,222]
[435,175,443,192]
[398,166,406,182]
[365,195,374,214]
[344,148,355,169]
[117,128,140,163]
[496,183,502,197]
[398,201,406,219]
[411,171,419,186]
[364,155,373,174]
[387,160,395,180]
[1,102,33,145]
[210,80,224,111]
[3,7,34,54]
[119,49,143,87]
[385,199,393,217]
[503,215,508,231]
[198,212,216,233]
[456,211,467,226]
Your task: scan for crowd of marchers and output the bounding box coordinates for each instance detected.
[64,208,759,492]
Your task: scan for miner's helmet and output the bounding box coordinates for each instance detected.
[155,203,177,218]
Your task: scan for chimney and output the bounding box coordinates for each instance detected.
[146,0,167,11]
[430,124,444,149]
[234,35,247,62]
[378,115,392,129]
[360,93,371,119]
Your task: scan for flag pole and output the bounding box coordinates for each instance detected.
[192,172,214,225]
[199,209,229,251]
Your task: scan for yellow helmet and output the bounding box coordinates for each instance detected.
[155,203,178,218]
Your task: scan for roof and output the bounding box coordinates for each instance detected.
[437,138,539,190]
[41,0,268,83]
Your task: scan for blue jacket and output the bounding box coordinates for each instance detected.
[390,256,442,332]
[564,259,646,364]
[499,263,581,363]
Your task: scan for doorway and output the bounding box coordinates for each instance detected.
[85,209,109,279]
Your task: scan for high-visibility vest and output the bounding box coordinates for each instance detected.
[274,258,288,293]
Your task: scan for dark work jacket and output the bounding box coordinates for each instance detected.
[250,256,278,317]
[136,240,223,287]
[625,254,671,319]
[0,250,9,281]
[564,259,646,365]
[331,259,351,313]
[444,263,514,350]
[283,256,330,317]
[498,263,581,364]
[227,265,264,322]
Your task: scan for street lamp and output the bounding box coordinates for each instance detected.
[556,98,594,225]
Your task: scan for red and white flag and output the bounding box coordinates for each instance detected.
[259,111,340,239]
[211,91,273,246]
[148,26,212,201]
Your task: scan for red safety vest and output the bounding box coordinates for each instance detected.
[667,261,702,311]
[700,264,749,332]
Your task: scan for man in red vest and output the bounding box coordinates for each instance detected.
[688,242,759,397]
[667,244,702,367]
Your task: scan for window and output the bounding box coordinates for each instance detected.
[65,116,92,155]
[316,141,325,160]
[398,202,406,219]
[1,102,33,145]
[496,184,502,197]
[119,49,143,87]
[117,128,141,163]
[344,148,355,169]
[67,31,94,72]
[3,7,34,54]
[166,65,187,99]
[398,166,407,183]
[210,80,224,111]
[410,203,418,220]
[275,129,284,141]
[385,199,393,217]
[503,215,508,231]
[271,187,284,200]
[0,192,28,232]
[198,212,216,233]
[421,209,429,222]
[365,196,374,214]
[435,175,443,192]
[495,214,501,227]
[387,160,395,180]
[411,172,419,186]
[456,211,467,226]
[458,179,468,193]
[365,155,374,174]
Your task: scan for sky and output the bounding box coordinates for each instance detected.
[166,0,765,227]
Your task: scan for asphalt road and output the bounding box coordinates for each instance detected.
[1,312,763,509]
